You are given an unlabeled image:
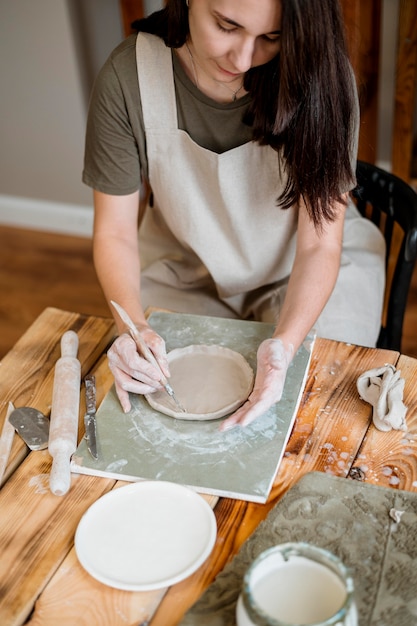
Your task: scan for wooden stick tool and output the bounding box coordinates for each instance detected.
[49,330,81,496]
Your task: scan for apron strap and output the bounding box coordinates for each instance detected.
[136,33,178,131]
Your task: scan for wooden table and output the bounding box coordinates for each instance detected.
[0,307,416,625]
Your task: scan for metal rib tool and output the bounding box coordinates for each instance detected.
[110,300,186,412]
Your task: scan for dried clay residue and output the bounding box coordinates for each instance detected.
[28,474,50,494]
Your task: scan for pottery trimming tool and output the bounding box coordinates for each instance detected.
[110,300,186,413]
[8,406,50,450]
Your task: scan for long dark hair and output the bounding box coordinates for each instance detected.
[133,0,356,228]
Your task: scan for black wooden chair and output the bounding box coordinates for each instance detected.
[352,160,417,351]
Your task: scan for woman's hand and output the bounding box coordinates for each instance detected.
[107,325,170,413]
[219,338,294,431]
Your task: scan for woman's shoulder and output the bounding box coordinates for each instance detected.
[101,33,166,85]
[92,34,141,106]
[104,34,137,75]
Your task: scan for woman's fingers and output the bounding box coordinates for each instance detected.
[107,332,169,412]
[220,338,294,431]
[108,333,163,385]
[139,326,170,378]
[111,367,161,413]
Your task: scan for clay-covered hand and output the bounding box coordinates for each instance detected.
[219,338,294,431]
[107,325,170,413]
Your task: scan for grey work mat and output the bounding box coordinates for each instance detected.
[71,312,314,502]
[180,472,417,626]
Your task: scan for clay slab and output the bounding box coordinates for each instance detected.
[146,344,254,420]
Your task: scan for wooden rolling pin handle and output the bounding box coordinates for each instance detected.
[49,330,81,497]
[61,329,79,359]
[49,448,72,497]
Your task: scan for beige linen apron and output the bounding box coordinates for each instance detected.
[136,33,385,347]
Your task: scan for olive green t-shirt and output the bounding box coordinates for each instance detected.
[82,34,253,195]
[83,34,359,196]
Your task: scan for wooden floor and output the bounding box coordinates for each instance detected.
[0,224,416,359]
[0,226,108,358]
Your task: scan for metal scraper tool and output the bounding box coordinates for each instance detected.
[110,300,186,413]
[9,407,50,450]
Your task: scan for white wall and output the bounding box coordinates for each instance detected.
[0,1,91,206]
[0,0,414,236]
[68,0,124,108]
[0,0,123,235]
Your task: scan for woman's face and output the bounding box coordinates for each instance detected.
[188,0,282,84]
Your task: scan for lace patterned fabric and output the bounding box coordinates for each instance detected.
[181,472,417,626]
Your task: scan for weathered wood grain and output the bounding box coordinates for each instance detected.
[0,309,115,624]
[1,310,415,626]
[23,343,218,626]
[350,353,417,491]
[0,308,115,485]
[27,491,219,626]
[28,547,167,626]
[0,455,117,625]
[26,490,218,626]
[149,339,401,626]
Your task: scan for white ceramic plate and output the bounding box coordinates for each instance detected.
[146,344,254,420]
[75,481,217,591]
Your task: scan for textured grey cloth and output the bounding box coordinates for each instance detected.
[180,473,417,626]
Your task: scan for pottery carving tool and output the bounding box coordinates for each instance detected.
[84,374,98,460]
[0,402,16,486]
[110,300,186,412]
[49,330,81,496]
[8,406,50,450]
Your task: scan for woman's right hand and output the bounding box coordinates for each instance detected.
[107,326,170,413]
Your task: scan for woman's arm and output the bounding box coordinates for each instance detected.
[221,197,346,430]
[93,190,170,411]
[271,196,346,349]
[93,189,145,329]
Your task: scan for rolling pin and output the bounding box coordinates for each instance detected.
[49,330,81,496]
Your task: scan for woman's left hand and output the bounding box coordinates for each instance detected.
[219,338,294,431]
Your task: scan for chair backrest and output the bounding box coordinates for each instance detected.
[352,160,417,351]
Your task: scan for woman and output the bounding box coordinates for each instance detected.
[83,0,385,429]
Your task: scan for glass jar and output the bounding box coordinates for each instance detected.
[236,542,358,626]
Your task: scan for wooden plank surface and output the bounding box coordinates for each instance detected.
[28,546,167,626]
[1,311,415,626]
[0,307,218,626]
[26,481,217,626]
[149,339,401,626]
[0,308,115,485]
[350,353,417,491]
[0,458,117,625]
[0,309,115,625]
[24,360,169,626]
